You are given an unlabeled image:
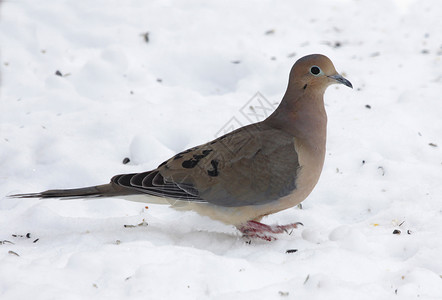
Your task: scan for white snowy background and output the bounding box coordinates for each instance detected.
[1,0,442,299]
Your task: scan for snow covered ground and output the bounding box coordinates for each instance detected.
[1,0,442,299]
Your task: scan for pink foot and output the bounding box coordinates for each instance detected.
[237,220,303,241]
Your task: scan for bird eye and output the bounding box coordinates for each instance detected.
[310,66,321,76]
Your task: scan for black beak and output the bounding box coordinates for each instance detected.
[328,74,353,89]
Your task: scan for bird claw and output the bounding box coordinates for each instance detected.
[238,220,303,241]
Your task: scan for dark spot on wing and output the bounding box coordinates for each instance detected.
[181,149,212,169]
[182,159,199,168]
[207,159,219,177]
[202,149,213,156]
[193,149,212,160]
[192,154,205,160]
[303,84,307,90]
[173,154,183,160]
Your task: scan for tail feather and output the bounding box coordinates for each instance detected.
[9,183,142,199]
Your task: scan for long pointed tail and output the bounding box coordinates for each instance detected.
[9,183,142,199]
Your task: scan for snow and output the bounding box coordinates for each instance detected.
[1,0,442,299]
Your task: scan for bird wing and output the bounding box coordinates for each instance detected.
[112,122,300,207]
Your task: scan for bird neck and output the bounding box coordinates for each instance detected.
[264,88,327,148]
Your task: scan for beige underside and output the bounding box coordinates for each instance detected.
[123,138,324,226]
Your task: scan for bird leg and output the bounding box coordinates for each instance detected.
[237,220,303,241]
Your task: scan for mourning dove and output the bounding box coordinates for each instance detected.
[11,54,352,240]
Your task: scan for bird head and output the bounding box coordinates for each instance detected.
[289,54,353,93]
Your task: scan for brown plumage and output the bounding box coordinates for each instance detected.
[11,54,352,240]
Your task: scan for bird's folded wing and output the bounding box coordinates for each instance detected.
[112,122,300,207]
